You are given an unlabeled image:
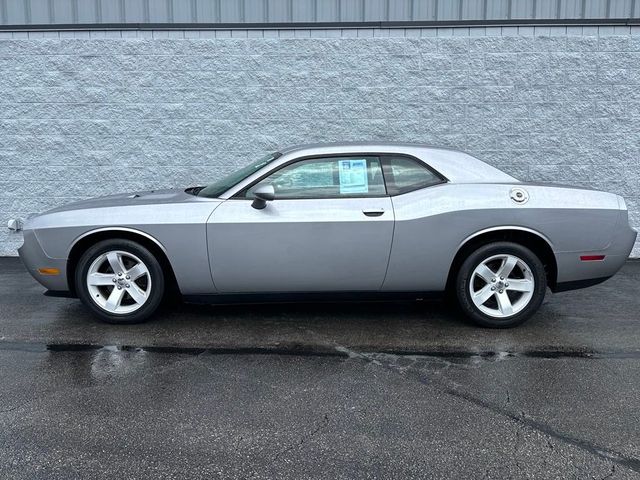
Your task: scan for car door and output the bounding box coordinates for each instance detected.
[207,155,394,293]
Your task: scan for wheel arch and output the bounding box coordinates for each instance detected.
[446,227,558,292]
[66,228,180,297]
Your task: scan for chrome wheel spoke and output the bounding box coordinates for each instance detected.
[88,272,114,286]
[474,263,495,283]
[105,286,125,311]
[126,263,148,281]
[106,252,126,275]
[473,284,495,305]
[495,291,514,316]
[497,255,518,279]
[127,284,147,305]
[506,278,533,292]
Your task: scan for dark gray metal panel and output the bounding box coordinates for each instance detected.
[461,0,485,21]
[315,0,337,21]
[0,0,638,25]
[559,0,582,19]
[195,0,217,22]
[486,0,509,20]
[172,0,194,22]
[52,0,74,23]
[5,0,27,24]
[339,0,361,22]
[510,0,536,19]
[220,0,243,22]
[266,0,289,22]
[414,0,437,21]
[363,0,384,21]
[610,0,633,17]
[29,0,48,23]
[99,0,121,23]
[292,0,315,22]
[584,0,607,17]
[439,0,460,20]
[388,0,411,21]
[535,0,556,18]
[124,0,145,22]
[148,0,167,22]
[75,0,97,23]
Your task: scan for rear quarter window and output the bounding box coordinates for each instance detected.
[383,156,445,195]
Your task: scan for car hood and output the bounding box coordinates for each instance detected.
[43,188,197,214]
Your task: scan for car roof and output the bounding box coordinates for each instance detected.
[279,141,462,156]
[277,142,518,184]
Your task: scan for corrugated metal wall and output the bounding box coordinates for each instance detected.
[1,0,638,26]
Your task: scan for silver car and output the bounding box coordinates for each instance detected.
[12,142,637,328]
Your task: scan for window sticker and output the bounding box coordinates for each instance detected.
[338,159,368,194]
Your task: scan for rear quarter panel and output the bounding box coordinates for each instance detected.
[383,183,621,291]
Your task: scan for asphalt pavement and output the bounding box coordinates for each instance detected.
[1,257,639,479]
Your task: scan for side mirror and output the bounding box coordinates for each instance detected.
[7,217,24,232]
[251,184,275,210]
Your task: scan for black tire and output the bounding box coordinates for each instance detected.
[75,239,165,324]
[455,242,546,328]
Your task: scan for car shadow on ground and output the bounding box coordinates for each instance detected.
[4,255,640,354]
[44,295,582,355]
[38,287,639,356]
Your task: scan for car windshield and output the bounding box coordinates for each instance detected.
[197,152,280,198]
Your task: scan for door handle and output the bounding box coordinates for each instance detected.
[362,209,385,217]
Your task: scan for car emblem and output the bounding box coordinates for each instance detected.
[510,187,529,204]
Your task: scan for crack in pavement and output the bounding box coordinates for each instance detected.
[1,340,640,361]
[271,413,331,465]
[330,344,640,475]
[2,333,638,475]
[511,426,524,479]
[600,465,616,480]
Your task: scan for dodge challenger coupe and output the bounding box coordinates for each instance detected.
[12,143,637,328]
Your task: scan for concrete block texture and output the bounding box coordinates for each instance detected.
[0,34,638,257]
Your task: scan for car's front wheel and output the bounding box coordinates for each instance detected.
[75,239,165,324]
[456,242,547,328]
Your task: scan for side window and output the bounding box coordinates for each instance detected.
[245,156,386,199]
[383,156,444,195]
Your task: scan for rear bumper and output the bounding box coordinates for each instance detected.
[18,229,70,292]
[553,219,636,292]
[553,275,613,293]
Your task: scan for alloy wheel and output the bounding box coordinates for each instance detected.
[468,253,535,318]
[86,250,152,315]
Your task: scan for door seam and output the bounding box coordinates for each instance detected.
[379,197,397,291]
[205,199,226,293]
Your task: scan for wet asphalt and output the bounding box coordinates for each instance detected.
[0,257,639,479]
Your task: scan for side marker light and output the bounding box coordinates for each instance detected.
[580,255,605,262]
[38,268,60,275]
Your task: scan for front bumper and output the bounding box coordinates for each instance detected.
[18,229,70,292]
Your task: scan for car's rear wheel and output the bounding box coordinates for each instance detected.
[455,242,546,328]
[75,239,164,324]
